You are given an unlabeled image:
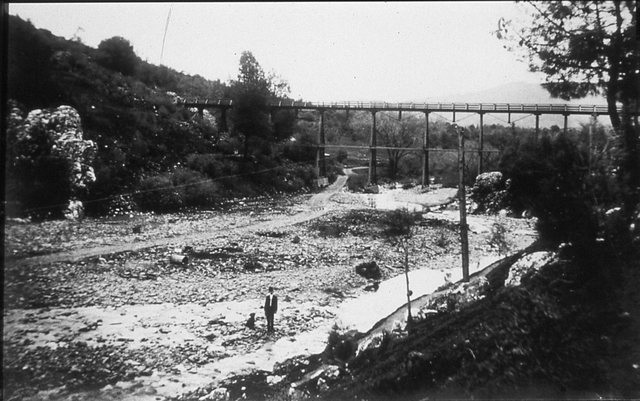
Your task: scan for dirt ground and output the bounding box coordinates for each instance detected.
[3,178,537,401]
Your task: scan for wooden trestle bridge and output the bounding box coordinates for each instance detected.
[178,98,618,186]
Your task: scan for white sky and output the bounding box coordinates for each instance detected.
[9,2,546,102]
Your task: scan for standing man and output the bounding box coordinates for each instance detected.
[264,286,278,333]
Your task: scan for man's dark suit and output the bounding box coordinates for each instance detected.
[264,293,278,333]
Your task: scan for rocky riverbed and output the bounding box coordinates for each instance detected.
[3,183,537,401]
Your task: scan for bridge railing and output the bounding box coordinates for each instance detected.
[178,99,614,115]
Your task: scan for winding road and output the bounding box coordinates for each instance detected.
[13,172,353,267]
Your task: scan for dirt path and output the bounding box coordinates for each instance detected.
[12,175,351,267]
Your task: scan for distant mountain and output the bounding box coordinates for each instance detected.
[432,81,606,105]
[418,82,609,128]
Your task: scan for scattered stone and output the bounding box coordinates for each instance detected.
[355,261,381,280]
[169,254,189,265]
[199,387,229,401]
[363,184,379,194]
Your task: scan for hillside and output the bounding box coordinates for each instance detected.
[5,15,325,218]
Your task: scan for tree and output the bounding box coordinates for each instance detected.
[96,36,139,76]
[496,1,639,220]
[228,51,295,157]
[382,209,425,331]
[229,51,280,158]
[378,112,420,179]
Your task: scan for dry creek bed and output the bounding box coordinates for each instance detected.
[3,186,537,401]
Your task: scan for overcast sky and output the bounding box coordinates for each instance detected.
[10,2,546,102]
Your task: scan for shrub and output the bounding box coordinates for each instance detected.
[135,174,183,213]
[382,208,421,237]
[95,36,139,76]
[186,153,226,178]
[347,173,368,192]
[336,149,348,164]
[499,134,598,247]
[488,221,510,255]
[283,131,316,162]
[172,168,220,207]
[325,325,357,364]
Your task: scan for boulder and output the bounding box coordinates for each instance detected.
[426,276,490,313]
[355,261,381,280]
[199,387,229,401]
[63,199,85,220]
[505,251,557,287]
[470,171,510,214]
[474,171,504,192]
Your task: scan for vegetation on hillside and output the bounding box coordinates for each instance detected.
[7,15,623,220]
[5,16,319,218]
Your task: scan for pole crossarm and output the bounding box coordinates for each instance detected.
[177,98,632,116]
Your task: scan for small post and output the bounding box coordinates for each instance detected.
[457,125,470,282]
[403,241,413,330]
[369,110,377,185]
[563,113,569,134]
[421,112,430,187]
[535,113,540,141]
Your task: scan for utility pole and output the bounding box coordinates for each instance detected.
[456,124,470,282]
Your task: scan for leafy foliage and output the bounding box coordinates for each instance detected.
[228,51,294,157]
[377,112,421,179]
[496,1,639,220]
[6,17,316,217]
[499,133,599,246]
[95,36,139,76]
[5,103,96,218]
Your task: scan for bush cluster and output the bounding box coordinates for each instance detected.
[134,168,220,213]
[499,134,606,247]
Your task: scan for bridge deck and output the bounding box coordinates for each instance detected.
[179,99,619,115]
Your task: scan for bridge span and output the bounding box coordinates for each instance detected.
[178,98,621,186]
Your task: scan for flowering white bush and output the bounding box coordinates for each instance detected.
[8,104,97,218]
[22,105,97,193]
